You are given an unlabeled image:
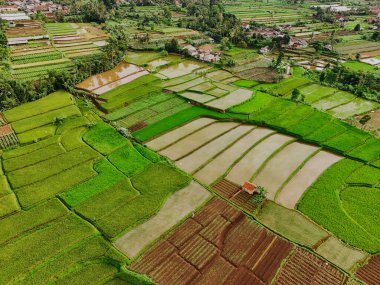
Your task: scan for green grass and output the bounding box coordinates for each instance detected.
[84,162,192,238]
[56,116,90,135]
[108,144,152,177]
[7,146,99,189]
[343,61,380,75]
[249,99,298,122]
[0,199,69,245]
[0,194,20,217]
[272,77,311,96]
[3,143,66,172]
[0,214,97,284]
[76,163,191,238]
[105,93,172,121]
[267,104,315,131]
[341,186,380,241]
[298,159,380,253]
[323,132,370,153]
[15,161,97,207]
[101,84,162,113]
[348,138,380,162]
[11,105,81,134]
[304,121,345,143]
[99,75,160,101]
[286,111,332,138]
[60,159,126,207]
[2,136,59,159]
[3,91,75,122]
[256,201,328,248]
[233,79,259,88]
[229,91,275,115]
[17,124,57,144]
[346,165,380,186]
[133,106,231,142]
[133,143,162,163]
[19,236,127,284]
[83,123,128,155]
[60,127,86,151]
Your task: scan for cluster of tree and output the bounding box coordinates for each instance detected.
[318,65,380,102]
[53,0,116,23]
[177,0,244,43]
[0,26,128,111]
[313,7,335,23]
[0,19,8,62]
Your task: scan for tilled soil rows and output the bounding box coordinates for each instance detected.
[212,179,259,213]
[355,255,380,285]
[131,198,293,285]
[274,248,347,285]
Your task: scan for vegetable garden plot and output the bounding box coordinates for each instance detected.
[276,151,342,209]
[356,255,380,285]
[226,133,294,186]
[131,198,294,285]
[114,181,211,259]
[159,122,239,160]
[253,142,319,200]
[146,117,216,151]
[0,124,18,149]
[274,248,347,285]
[194,127,274,185]
[176,125,254,174]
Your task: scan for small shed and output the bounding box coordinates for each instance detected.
[242,182,257,195]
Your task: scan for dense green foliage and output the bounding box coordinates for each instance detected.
[298,159,380,253]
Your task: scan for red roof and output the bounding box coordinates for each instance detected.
[242,182,256,194]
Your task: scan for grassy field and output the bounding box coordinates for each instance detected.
[298,159,380,253]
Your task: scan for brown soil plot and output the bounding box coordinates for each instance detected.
[274,248,347,285]
[355,255,380,285]
[131,198,293,285]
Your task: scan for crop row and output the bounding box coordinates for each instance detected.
[11,51,63,64]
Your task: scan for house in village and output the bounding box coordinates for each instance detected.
[241,22,251,30]
[182,44,221,63]
[251,27,285,39]
[288,37,308,49]
[259,46,270,54]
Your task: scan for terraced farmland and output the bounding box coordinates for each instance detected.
[261,77,380,118]
[131,198,350,285]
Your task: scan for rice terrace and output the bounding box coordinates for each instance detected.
[1,0,380,284]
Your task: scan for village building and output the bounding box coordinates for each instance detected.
[259,46,270,54]
[251,27,284,39]
[182,44,221,63]
[241,22,250,30]
[242,182,257,195]
[288,37,308,49]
